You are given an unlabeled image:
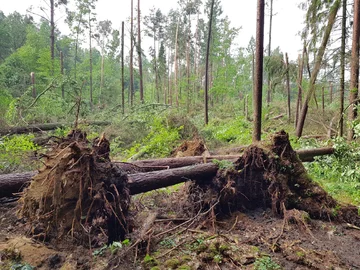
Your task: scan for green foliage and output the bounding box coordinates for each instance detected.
[0,134,39,173]
[123,117,181,159]
[10,263,34,270]
[253,256,281,270]
[306,137,360,205]
[202,116,251,145]
[212,159,234,170]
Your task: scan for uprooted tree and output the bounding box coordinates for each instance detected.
[16,129,360,248]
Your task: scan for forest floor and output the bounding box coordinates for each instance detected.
[0,186,360,270]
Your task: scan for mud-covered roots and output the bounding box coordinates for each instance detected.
[19,129,130,246]
[187,130,360,226]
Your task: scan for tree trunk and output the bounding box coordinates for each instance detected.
[329,82,333,104]
[174,18,180,107]
[296,0,340,138]
[89,12,93,110]
[322,86,325,115]
[253,0,265,142]
[295,44,305,128]
[205,0,215,125]
[285,53,291,122]
[0,121,111,136]
[347,0,360,140]
[50,0,55,75]
[121,21,125,115]
[31,72,36,98]
[0,147,335,198]
[339,0,347,137]
[60,51,64,99]
[266,0,273,106]
[137,0,144,104]
[130,0,134,107]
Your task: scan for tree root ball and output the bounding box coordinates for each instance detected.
[19,130,131,246]
[188,130,360,226]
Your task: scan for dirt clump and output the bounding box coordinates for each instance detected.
[19,129,131,246]
[186,130,360,226]
[172,139,210,158]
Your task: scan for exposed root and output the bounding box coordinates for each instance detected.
[19,129,131,246]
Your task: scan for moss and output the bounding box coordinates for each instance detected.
[177,265,191,270]
[164,258,180,269]
[180,255,192,263]
[150,267,161,270]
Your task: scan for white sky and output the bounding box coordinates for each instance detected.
[1,0,305,60]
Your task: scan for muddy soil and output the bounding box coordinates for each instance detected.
[1,191,359,270]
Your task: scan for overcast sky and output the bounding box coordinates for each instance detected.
[1,0,305,60]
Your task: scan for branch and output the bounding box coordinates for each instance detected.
[25,80,56,111]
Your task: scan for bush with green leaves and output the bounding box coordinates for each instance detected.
[0,134,39,173]
[305,137,360,205]
[253,256,281,270]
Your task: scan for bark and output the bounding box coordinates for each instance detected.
[205,0,215,125]
[296,0,340,138]
[339,0,347,137]
[137,0,144,104]
[60,51,64,99]
[253,0,265,142]
[0,121,111,136]
[31,72,36,98]
[130,0,134,106]
[0,147,335,198]
[348,0,360,140]
[295,44,305,128]
[322,86,325,115]
[50,0,55,75]
[121,21,125,115]
[174,18,180,107]
[285,53,291,122]
[266,0,273,105]
[89,12,93,109]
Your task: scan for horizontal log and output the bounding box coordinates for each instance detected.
[0,121,111,136]
[0,164,218,198]
[0,147,334,197]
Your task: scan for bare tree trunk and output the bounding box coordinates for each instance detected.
[121,21,125,115]
[100,54,104,102]
[205,0,215,125]
[60,51,64,99]
[339,0,347,137]
[266,0,273,106]
[137,0,144,104]
[30,72,36,98]
[348,0,360,140]
[285,53,291,122]
[50,0,55,75]
[174,18,180,107]
[322,86,325,115]
[296,0,340,138]
[329,82,333,104]
[295,47,304,128]
[130,0,134,106]
[253,0,265,142]
[89,13,93,110]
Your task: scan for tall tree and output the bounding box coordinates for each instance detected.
[296,0,340,138]
[130,0,134,106]
[121,21,125,114]
[347,0,360,140]
[339,0,346,137]
[205,0,215,125]
[253,0,265,142]
[137,0,144,103]
[285,52,291,122]
[266,0,273,105]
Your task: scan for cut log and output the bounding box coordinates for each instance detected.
[0,121,111,136]
[0,147,334,198]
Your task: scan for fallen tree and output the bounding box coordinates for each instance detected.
[0,121,111,136]
[0,147,334,198]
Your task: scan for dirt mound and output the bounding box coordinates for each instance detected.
[187,130,360,226]
[19,129,131,246]
[172,139,210,157]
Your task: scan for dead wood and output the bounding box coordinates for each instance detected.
[0,121,111,136]
[0,148,334,198]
